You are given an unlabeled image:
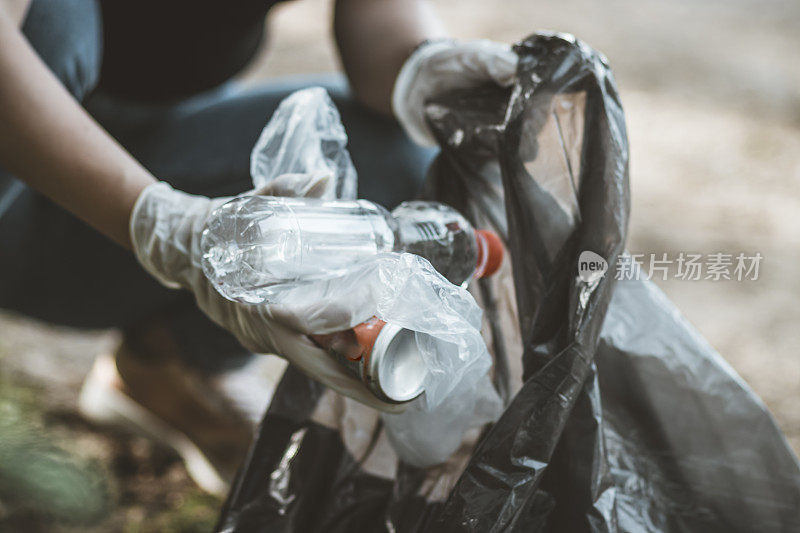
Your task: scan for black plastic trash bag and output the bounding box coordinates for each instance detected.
[216,33,800,532]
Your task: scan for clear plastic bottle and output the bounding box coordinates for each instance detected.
[201,196,502,303]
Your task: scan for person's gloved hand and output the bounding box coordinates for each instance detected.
[129,174,404,413]
[392,39,518,147]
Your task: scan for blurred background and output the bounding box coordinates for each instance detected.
[1,0,798,530]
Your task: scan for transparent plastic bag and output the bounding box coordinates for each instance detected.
[207,87,502,466]
[250,87,357,200]
[265,252,495,410]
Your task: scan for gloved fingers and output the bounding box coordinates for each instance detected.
[251,171,332,199]
[211,300,401,412]
[393,39,518,147]
[264,272,378,335]
[443,39,518,86]
[268,300,368,336]
[130,182,229,291]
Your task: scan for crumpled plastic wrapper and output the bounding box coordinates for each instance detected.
[216,34,800,533]
[250,87,356,200]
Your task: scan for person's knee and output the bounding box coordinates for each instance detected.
[21,0,102,101]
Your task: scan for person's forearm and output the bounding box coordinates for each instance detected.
[0,8,155,248]
[334,0,446,116]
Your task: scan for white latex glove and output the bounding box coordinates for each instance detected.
[392,39,518,147]
[129,174,404,413]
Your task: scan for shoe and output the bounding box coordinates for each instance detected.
[77,343,286,496]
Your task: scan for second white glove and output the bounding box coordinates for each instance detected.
[392,39,518,147]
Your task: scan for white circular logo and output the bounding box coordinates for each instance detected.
[578,251,608,283]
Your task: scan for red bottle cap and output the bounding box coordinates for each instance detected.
[474,229,504,278]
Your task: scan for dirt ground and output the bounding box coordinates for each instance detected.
[1,0,798,530]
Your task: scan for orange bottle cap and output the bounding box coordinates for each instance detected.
[474,229,504,278]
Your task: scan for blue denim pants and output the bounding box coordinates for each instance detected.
[0,0,436,371]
